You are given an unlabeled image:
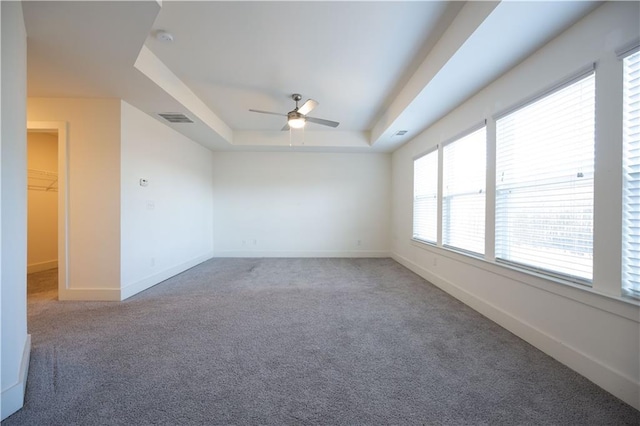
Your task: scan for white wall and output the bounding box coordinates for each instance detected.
[28,98,121,300]
[1,1,30,420]
[26,99,214,301]
[391,2,640,409]
[212,151,390,257]
[27,132,58,272]
[120,101,214,299]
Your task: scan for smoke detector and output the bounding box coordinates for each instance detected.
[155,30,174,43]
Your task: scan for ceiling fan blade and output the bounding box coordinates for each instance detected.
[297,99,318,115]
[249,109,287,117]
[281,123,290,131]
[305,116,340,128]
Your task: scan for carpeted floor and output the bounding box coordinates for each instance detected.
[4,258,639,425]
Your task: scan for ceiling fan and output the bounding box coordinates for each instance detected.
[249,94,339,130]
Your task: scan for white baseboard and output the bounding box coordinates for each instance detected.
[392,253,640,411]
[57,253,216,301]
[120,252,214,300]
[213,250,390,258]
[58,288,120,301]
[27,259,57,274]
[1,334,31,421]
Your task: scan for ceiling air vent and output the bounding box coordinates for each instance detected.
[158,113,193,123]
[394,130,408,136]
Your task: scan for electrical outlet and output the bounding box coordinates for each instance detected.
[151,257,156,267]
[433,257,438,267]
[357,239,362,246]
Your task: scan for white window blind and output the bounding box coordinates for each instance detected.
[495,71,595,283]
[443,126,486,254]
[623,51,640,296]
[413,149,438,243]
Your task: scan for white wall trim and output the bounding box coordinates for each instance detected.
[213,250,390,258]
[121,252,213,300]
[392,253,640,410]
[409,239,640,321]
[1,334,31,421]
[0,0,3,418]
[58,288,120,302]
[26,259,57,274]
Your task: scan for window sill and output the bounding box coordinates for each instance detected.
[410,238,640,322]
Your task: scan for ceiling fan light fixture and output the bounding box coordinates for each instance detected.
[287,111,306,129]
[288,117,306,129]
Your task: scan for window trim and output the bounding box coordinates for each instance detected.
[495,259,592,287]
[413,145,438,162]
[440,120,487,150]
[616,39,640,59]
[621,48,640,298]
[410,238,640,318]
[493,63,596,121]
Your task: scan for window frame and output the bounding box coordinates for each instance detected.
[493,68,596,285]
[621,47,640,298]
[441,123,487,256]
[409,55,640,304]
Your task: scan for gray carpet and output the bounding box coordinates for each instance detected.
[4,258,639,425]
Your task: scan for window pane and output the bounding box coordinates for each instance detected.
[443,127,486,254]
[496,72,595,282]
[413,150,438,243]
[623,51,640,295]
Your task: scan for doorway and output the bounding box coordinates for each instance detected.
[26,122,68,301]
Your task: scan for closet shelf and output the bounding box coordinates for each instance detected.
[28,168,58,192]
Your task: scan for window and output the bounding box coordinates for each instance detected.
[495,71,596,283]
[623,50,640,296]
[443,126,486,254]
[413,149,438,243]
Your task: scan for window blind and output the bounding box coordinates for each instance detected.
[495,72,595,283]
[413,149,438,243]
[443,126,486,254]
[623,51,640,295]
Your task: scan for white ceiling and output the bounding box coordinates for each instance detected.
[146,1,461,132]
[23,1,601,152]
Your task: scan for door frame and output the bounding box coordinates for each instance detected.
[27,121,69,297]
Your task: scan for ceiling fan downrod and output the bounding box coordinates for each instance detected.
[292,93,302,110]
